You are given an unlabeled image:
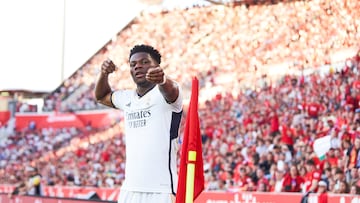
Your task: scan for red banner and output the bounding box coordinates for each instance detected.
[0,185,118,201]
[0,111,10,125]
[14,110,121,130]
[194,191,302,203]
[194,192,360,203]
[1,185,360,203]
[309,193,360,203]
[43,186,119,201]
[0,194,114,203]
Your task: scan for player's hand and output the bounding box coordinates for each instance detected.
[146,66,165,84]
[101,59,117,75]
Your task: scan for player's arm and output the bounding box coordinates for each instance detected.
[95,59,117,108]
[158,76,179,103]
[146,67,179,103]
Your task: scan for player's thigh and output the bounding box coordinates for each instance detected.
[118,190,174,203]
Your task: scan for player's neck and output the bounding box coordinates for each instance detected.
[136,84,156,97]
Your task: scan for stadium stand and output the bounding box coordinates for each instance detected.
[1,0,360,200]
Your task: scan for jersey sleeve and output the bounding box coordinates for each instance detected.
[111,90,131,110]
[168,84,183,113]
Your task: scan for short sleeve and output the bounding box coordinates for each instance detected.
[168,84,183,113]
[111,90,131,109]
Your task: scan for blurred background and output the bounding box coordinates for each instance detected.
[0,0,359,202]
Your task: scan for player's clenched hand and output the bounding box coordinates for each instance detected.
[146,67,165,84]
[101,59,117,75]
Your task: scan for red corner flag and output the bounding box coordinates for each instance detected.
[176,77,204,203]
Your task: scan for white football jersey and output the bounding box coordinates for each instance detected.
[111,85,183,194]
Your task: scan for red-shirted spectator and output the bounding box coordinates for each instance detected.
[344,91,359,112]
[279,120,295,147]
[255,168,270,192]
[303,159,322,193]
[269,110,280,137]
[234,167,252,191]
[283,165,304,192]
[352,78,360,90]
[101,150,110,162]
[300,159,322,203]
[306,97,325,119]
[317,181,328,203]
[325,148,338,168]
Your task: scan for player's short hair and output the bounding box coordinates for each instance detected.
[129,44,161,64]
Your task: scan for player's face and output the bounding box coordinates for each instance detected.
[129,52,157,87]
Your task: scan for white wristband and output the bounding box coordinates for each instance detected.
[159,75,167,85]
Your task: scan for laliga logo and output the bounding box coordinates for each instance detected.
[240,193,257,203]
[46,114,77,122]
[34,199,43,203]
[206,193,257,203]
[308,195,360,203]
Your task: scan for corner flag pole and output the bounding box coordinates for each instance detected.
[185,150,196,203]
[176,76,204,203]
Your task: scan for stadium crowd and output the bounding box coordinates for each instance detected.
[40,0,360,112]
[200,51,360,194]
[1,0,360,197]
[2,52,360,195]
